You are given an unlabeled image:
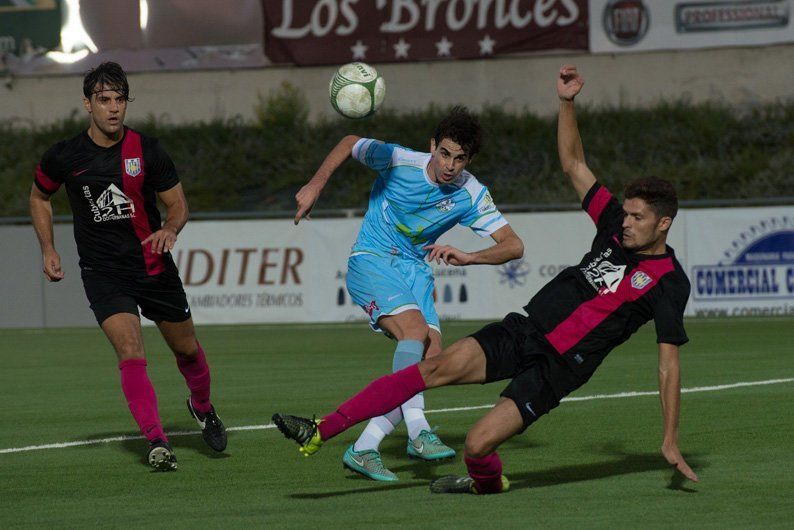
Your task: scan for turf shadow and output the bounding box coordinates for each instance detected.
[288,481,428,499]
[506,449,705,493]
[83,425,230,468]
[289,447,705,499]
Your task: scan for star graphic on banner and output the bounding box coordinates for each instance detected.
[479,34,496,55]
[393,38,410,59]
[435,36,453,57]
[350,40,367,60]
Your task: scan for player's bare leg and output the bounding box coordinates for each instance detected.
[158,318,226,452]
[101,313,176,471]
[430,397,522,494]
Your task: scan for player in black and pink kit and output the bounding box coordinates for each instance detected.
[29,62,226,471]
[273,65,700,493]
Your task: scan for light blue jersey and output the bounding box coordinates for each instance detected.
[350,138,507,259]
[346,138,509,333]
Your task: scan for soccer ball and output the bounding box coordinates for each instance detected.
[329,62,385,119]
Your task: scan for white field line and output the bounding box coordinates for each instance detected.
[1,377,792,455]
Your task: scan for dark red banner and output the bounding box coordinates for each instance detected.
[263,0,588,65]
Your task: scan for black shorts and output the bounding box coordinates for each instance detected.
[81,261,191,325]
[470,312,586,431]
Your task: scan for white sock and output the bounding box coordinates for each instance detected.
[353,407,402,452]
[402,393,431,440]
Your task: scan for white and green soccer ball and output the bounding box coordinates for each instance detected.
[329,62,385,119]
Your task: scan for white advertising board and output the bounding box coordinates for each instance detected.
[175,206,689,326]
[685,206,794,317]
[590,0,794,53]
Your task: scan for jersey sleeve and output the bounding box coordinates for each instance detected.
[458,182,508,238]
[581,182,624,236]
[144,139,180,192]
[34,144,66,194]
[351,138,397,172]
[653,275,690,346]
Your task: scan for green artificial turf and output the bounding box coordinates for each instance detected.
[1,318,792,528]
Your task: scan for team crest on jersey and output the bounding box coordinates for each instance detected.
[124,158,141,177]
[631,271,653,289]
[436,198,455,213]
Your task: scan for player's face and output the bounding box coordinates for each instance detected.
[83,84,127,140]
[621,198,671,252]
[428,138,470,184]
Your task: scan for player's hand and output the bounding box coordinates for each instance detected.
[42,248,64,282]
[557,65,584,101]
[141,227,177,254]
[661,443,699,482]
[423,244,473,266]
[295,182,322,225]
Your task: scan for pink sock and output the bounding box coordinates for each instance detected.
[176,342,212,414]
[318,364,427,441]
[465,452,505,494]
[119,359,167,442]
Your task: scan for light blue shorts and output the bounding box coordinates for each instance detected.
[346,252,440,334]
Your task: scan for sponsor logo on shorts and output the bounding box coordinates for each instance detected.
[363,300,379,317]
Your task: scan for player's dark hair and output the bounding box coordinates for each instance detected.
[83,62,132,101]
[624,177,678,220]
[433,106,482,157]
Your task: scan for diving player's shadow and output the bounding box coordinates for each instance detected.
[288,444,704,499]
[506,448,705,493]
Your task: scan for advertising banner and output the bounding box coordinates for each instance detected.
[590,0,793,53]
[686,206,794,318]
[0,0,60,74]
[4,0,266,77]
[175,207,688,326]
[263,0,588,66]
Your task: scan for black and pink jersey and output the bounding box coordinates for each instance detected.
[35,127,179,277]
[526,182,690,376]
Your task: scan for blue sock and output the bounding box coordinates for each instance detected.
[393,340,430,439]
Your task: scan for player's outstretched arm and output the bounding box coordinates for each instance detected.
[658,343,699,482]
[29,184,64,282]
[294,134,361,225]
[142,183,188,255]
[557,65,596,203]
[424,225,524,266]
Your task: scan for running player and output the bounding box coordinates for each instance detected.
[29,62,226,471]
[293,107,524,481]
[274,65,698,492]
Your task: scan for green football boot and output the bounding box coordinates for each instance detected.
[272,414,324,456]
[429,474,510,494]
[407,429,456,461]
[342,445,398,482]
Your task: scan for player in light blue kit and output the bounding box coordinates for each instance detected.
[294,107,524,481]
